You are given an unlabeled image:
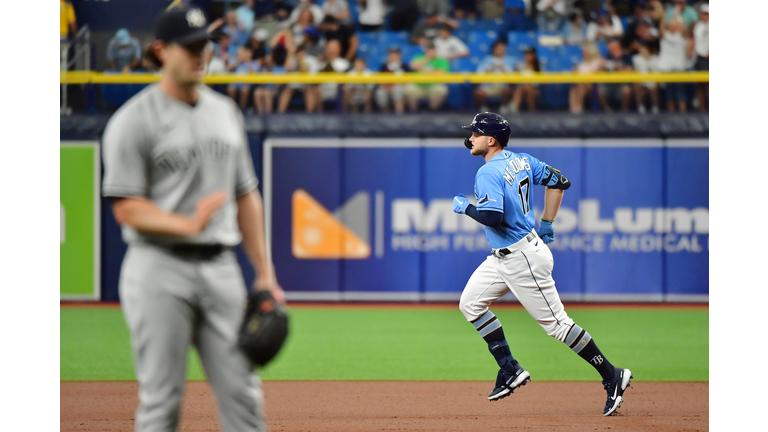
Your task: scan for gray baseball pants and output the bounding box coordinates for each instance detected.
[119,243,267,432]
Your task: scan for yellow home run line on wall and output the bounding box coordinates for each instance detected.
[60,71,710,85]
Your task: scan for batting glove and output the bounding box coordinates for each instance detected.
[453,195,470,214]
[538,220,555,244]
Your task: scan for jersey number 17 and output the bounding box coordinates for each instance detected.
[517,176,530,214]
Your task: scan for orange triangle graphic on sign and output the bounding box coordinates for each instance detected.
[292,189,371,259]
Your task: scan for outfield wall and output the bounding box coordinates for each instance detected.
[62,133,708,303]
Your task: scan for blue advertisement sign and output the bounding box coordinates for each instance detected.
[265,138,708,302]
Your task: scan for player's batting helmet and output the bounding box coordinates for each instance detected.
[462,112,511,148]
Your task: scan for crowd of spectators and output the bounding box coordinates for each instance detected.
[80,0,710,114]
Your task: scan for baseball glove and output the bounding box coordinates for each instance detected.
[237,290,289,367]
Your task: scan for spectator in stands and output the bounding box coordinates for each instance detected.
[474,40,515,114]
[107,29,142,72]
[318,15,359,62]
[205,41,227,75]
[562,12,588,45]
[237,0,256,33]
[405,42,450,112]
[343,58,375,113]
[586,8,624,42]
[418,0,452,18]
[279,44,322,112]
[453,0,479,19]
[389,0,421,33]
[248,28,271,67]
[357,0,386,31]
[278,6,316,47]
[302,27,326,58]
[224,10,251,49]
[657,17,689,112]
[631,26,660,114]
[478,0,504,20]
[536,0,568,33]
[621,3,660,52]
[569,43,605,114]
[375,47,412,114]
[598,39,633,112]
[664,0,698,34]
[60,0,77,71]
[510,46,542,113]
[227,44,260,111]
[434,24,470,61]
[322,0,351,24]
[411,8,459,46]
[625,15,659,56]
[319,40,351,111]
[692,3,708,112]
[255,45,289,114]
[285,0,325,27]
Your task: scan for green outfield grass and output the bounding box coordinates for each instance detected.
[60,306,708,382]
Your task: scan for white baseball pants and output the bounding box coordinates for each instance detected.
[459,230,576,342]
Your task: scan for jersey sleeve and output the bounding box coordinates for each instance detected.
[474,171,504,213]
[232,105,259,197]
[523,153,548,186]
[101,111,150,199]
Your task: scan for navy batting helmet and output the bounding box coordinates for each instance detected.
[462,112,511,148]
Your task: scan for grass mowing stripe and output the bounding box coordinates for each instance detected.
[61,307,708,382]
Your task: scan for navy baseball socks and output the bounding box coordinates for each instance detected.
[564,324,633,415]
[471,311,531,401]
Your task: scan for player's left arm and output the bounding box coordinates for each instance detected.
[528,155,571,243]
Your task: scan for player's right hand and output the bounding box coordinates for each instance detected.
[538,220,555,244]
[191,191,228,233]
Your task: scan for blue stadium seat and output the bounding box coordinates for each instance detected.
[100,83,133,108]
[507,31,538,55]
[467,30,501,56]
[445,84,466,110]
[560,45,583,67]
[457,19,504,34]
[453,56,481,72]
[357,31,381,49]
[596,41,608,58]
[380,31,409,49]
[400,44,424,63]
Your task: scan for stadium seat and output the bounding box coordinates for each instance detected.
[596,41,608,58]
[457,18,504,34]
[560,45,583,66]
[400,44,424,63]
[357,31,381,49]
[380,31,409,50]
[507,31,538,55]
[453,56,481,72]
[445,83,466,110]
[467,30,500,56]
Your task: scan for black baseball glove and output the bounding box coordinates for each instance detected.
[237,290,289,367]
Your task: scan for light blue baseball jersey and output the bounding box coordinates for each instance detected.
[474,150,548,248]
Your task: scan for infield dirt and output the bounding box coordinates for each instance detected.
[61,381,707,431]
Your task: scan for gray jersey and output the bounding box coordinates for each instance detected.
[102,84,258,246]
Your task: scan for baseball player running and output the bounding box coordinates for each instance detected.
[101,7,284,431]
[453,112,632,416]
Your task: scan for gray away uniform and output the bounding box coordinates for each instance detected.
[102,83,267,432]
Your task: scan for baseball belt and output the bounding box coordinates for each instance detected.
[491,232,537,258]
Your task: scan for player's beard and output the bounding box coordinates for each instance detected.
[470,143,487,157]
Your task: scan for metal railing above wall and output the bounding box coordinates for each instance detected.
[61,25,92,115]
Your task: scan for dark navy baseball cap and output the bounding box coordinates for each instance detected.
[154,7,212,46]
